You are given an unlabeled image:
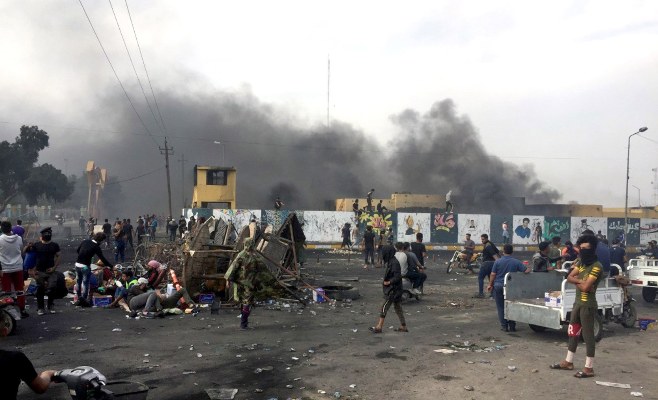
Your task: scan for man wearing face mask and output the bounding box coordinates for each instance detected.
[24,227,61,315]
[550,234,603,378]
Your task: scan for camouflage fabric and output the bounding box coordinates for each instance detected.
[226,238,279,304]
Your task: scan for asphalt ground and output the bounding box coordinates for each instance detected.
[6,235,658,400]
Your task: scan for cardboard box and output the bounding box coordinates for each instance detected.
[544,291,562,307]
[93,295,112,307]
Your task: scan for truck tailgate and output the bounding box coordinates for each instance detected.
[506,301,562,330]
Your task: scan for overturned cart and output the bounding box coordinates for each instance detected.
[180,213,339,304]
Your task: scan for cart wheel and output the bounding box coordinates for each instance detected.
[0,310,16,336]
[528,324,547,332]
[621,303,638,328]
[446,262,455,274]
[642,287,657,303]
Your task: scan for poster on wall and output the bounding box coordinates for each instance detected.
[358,212,395,236]
[431,212,457,243]
[570,217,607,242]
[608,217,639,245]
[303,211,354,243]
[490,214,513,244]
[396,213,431,242]
[457,214,491,241]
[543,217,570,242]
[512,215,543,244]
[639,218,658,244]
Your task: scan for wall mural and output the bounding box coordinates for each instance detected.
[512,215,543,244]
[431,211,457,243]
[543,217,570,242]
[570,217,607,241]
[397,212,431,242]
[457,214,491,240]
[639,218,658,243]
[181,208,649,245]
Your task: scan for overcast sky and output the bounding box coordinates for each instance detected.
[1,0,658,213]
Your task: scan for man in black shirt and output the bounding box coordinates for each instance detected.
[475,234,499,298]
[102,219,112,248]
[75,232,113,306]
[0,349,56,399]
[410,233,427,267]
[123,219,134,249]
[25,227,60,315]
[362,225,376,268]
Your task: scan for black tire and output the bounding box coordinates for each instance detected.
[642,287,657,303]
[322,286,360,301]
[0,310,16,336]
[621,303,638,328]
[446,262,456,274]
[529,324,547,332]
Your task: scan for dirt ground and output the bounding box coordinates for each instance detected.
[8,241,658,400]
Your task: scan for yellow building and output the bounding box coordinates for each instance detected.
[191,165,237,209]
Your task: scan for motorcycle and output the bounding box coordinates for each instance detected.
[401,278,422,301]
[53,366,149,400]
[55,214,65,226]
[0,291,21,335]
[446,251,481,274]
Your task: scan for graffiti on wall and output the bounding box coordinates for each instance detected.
[543,217,570,242]
[570,217,606,240]
[490,215,512,244]
[431,212,457,243]
[640,218,658,243]
[608,218,638,244]
[303,211,354,243]
[213,209,262,230]
[359,212,393,233]
[457,214,491,240]
[397,213,431,242]
[512,215,543,244]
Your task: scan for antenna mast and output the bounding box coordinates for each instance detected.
[327,55,330,126]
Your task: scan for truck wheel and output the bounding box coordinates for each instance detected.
[642,287,657,303]
[621,303,638,328]
[529,324,547,332]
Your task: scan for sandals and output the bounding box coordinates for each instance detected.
[574,370,595,378]
[549,361,574,370]
[368,327,382,334]
[394,327,409,332]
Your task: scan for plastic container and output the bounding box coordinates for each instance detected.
[314,288,325,303]
[198,293,215,304]
[638,318,657,330]
[104,381,149,400]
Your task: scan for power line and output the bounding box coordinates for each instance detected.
[108,0,162,134]
[77,0,160,147]
[124,0,168,136]
[105,165,165,185]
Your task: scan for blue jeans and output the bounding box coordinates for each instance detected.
[493,285,513,329]
[76,265,91,300]
[478,261,494,295]
[115,240,126,263]
[364,248,375,264]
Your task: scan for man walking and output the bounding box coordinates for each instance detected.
[0,221,27,317]
[550,234,604,378]
[25,227,60,315]
[487,244,529,331]
[474,234,499,298]
[363,225,376,269]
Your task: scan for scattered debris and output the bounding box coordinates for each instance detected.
[434,349,458,354]
[182,371,196,375]
[595,381,631,389]
[507,366,517,372]
[205,388,238,400]
[630,392,643,397]
[464,385,474,391]
[111,328,122,332]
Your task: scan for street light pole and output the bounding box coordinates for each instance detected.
[625,127,648,245]
[213,141,225,166]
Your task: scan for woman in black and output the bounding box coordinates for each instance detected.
[369,244,407,333]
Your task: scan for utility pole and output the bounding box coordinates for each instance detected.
[160,137,173,218]
[327,54,330,126]
[177,154,187,210]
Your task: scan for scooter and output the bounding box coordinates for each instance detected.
[0,291,21,335]
[53,366,149,400]
[401,278,422,301]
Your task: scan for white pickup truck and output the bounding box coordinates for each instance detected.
[504,263,636,339]
[628,257,658,302]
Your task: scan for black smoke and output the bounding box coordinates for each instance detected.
[40,80,560,217]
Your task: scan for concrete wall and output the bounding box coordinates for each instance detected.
[182,208,652,247]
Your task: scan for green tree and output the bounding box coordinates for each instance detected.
[0,125,72,213]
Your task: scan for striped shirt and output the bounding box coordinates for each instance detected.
[574,261,603,307]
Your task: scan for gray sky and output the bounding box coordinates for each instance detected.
[1,0,658,214]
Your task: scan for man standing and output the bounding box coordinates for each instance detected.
[341,223,352,249]
[609,239,627,276]
[0,221,27,317]
[113,221,126,263]
[366,189,374,212]
[167,217,178,241]
[532,242,555,272]
[550,235,603,378]
[102,219,112,248]
[487,244,529,332]
[150,216,158,238]
[78,216,86,234]
[474,234,499,298]
[75,232,113,307]
[178,216,187,237]
[123,219,134,249]
[410,233,428,268]
[363,225,376,268]
[25,227,60,315]
[502,221,510,245]
[226,238,278,330]
[274,196,284,210]
[352,199,359,219]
